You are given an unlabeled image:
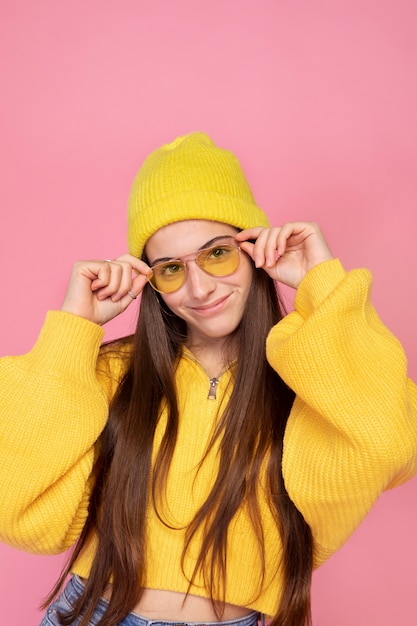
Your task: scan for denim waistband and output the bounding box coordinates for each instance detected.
[64,576,260,626]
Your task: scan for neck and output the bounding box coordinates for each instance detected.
[185,335,237,378]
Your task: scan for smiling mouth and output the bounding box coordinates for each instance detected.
[190,294,231,313]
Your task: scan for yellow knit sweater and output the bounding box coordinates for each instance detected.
[1,259,416,616]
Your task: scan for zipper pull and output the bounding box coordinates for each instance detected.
[208,377,219,400]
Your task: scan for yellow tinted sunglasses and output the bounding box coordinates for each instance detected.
[147,241,241,294]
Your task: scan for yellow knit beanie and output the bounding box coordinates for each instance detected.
[127,132,270,258]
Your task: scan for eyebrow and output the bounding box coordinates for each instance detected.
[150,235,235,266]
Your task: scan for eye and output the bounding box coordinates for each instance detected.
[208,245,232,260]
[159,262,184,276]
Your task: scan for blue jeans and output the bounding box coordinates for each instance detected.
[39,575,260,626]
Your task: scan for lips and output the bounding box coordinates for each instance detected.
[189,293,231,315]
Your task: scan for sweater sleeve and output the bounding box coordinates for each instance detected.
[266,259,417,566]
[0,311,115,555]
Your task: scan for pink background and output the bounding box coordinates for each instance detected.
[1,1,416,624]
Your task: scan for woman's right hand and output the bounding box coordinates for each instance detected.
[60,254,150,325]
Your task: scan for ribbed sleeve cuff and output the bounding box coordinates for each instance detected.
[294,258,348,318]
[21,311,105,382]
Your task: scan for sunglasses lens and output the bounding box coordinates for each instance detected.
[198,245,240,276]
[148,262,186,293]
[147,244,240,294]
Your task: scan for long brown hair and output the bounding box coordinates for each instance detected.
[45,268,313,626]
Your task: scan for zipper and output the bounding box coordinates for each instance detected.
[182,349,235,400]
[208,378,220,400]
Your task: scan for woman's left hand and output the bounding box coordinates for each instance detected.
[236,222,334,289]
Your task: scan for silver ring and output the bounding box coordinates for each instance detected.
[127,290,137,300]
[105,259,112,262]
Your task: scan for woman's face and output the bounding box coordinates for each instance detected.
[145,220,254,348]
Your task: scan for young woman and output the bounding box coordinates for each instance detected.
[1,133,416,626]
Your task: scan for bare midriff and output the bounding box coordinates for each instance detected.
[101,586,253,621]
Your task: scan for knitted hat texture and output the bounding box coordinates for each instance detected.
[127,132,270,257]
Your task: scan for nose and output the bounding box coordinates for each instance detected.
[185,261,216,299]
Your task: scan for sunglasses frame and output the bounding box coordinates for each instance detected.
[146,241,241,294]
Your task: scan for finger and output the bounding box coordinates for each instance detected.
[235,227,265,243]
[237,228,266,267]
[121,272,149,303]
[238,240,256,263]
[108,256,150,303]
[91,262,124,300]
[101,262,144,302]
[109,262,136,302]
[114,275,149,311]
[113,253,151,275]
[275,223,298,256]
[260,228,283,267]
[90,254,150,302]
[241,227,281,268]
